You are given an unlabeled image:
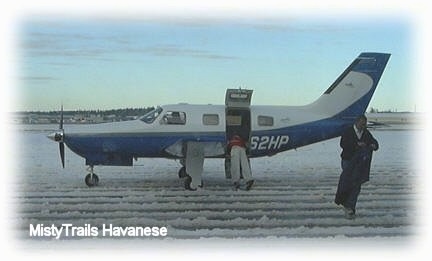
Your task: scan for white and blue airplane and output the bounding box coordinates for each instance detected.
[48,52,390,190]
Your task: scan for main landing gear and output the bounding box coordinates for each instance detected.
[178,165,187,178]
[85,166,99,187]
[178,165,194,190]
[178,165,204,191]
[178,142,205,191]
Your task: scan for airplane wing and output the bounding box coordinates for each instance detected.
[164,140,226,158]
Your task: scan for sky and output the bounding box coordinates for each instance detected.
[17,15,414,112]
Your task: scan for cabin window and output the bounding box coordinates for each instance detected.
[258,115,274,126]
[161,111,186,125]
[203,114,219,125]
[226,115,242,126]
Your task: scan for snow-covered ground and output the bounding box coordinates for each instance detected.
[10,125,421,243]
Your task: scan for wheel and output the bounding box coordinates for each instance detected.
[184,175,196,191]
[178,166,187,178]
[85,173,99,187]
[183,174,203,190]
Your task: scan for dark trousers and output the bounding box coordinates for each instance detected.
[335,160,362,212]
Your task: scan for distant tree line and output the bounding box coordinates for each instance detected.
[368,107,401,113]
[20,107,155,117]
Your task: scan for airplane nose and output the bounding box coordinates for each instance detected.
[47,132,64,142]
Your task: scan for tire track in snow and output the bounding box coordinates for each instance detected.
[16,169,416,239]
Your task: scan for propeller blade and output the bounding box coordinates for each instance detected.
[60,105,64,130]
[60,142,65,168]
[59,105,65,168]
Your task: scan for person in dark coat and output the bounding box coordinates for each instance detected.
[335,115,378,219]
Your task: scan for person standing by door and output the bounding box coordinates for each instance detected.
[228,134,254,190]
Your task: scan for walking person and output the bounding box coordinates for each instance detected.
[335,115,379,219]
[228,134,254,190]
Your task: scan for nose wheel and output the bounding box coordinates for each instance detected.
[85,166,99,187]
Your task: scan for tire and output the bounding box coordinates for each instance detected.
[85,173,99,187]
[184,175,196,191]
[178,166,187,178]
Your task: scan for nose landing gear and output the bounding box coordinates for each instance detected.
[85,166,99,187]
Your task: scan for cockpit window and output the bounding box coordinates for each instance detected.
[140,106,163,124]
[160,111,186,125]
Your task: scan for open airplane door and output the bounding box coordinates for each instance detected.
[225,88,253,179]
[225,88,253,140]
[225,88,253,108]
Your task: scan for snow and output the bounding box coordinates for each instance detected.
[9,125,423,248]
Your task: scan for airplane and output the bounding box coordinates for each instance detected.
[48,52,391,190]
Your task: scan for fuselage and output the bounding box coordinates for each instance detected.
[63,103,351,166]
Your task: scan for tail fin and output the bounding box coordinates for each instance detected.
[309,52,391,119]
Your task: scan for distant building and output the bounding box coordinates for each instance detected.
[366,112,424,125]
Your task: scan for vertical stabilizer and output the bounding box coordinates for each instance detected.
[309,52,391,119]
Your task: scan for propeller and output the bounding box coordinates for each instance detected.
[60,142,65,168]
[59,105,65,168]
[47,105,65,168]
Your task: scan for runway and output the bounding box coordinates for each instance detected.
[12,125,420,240]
